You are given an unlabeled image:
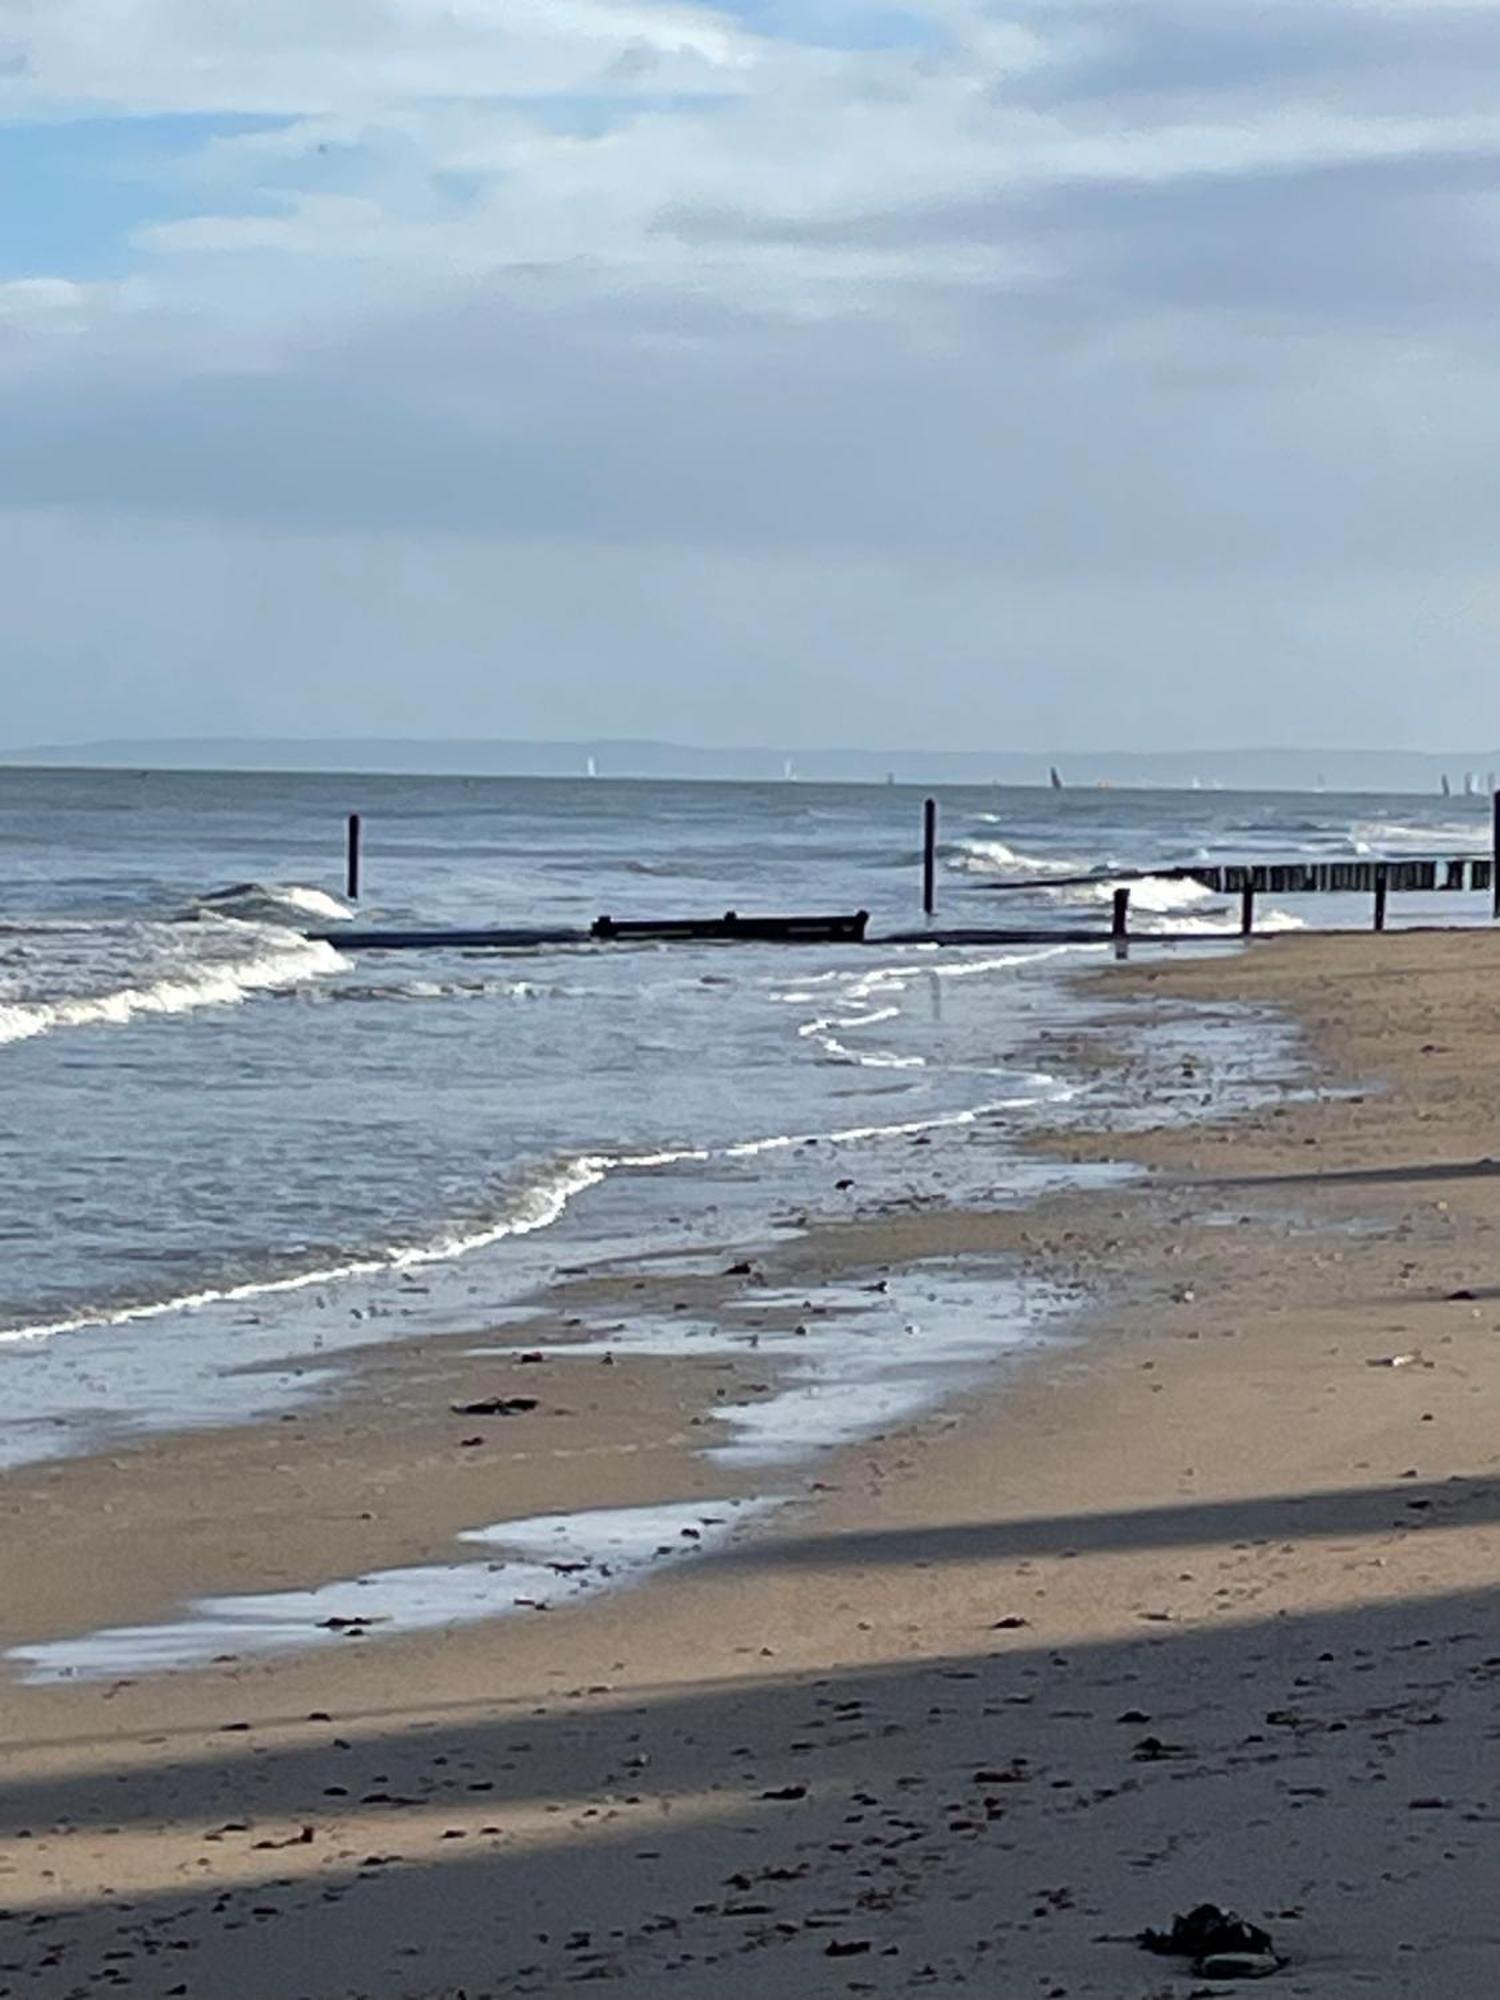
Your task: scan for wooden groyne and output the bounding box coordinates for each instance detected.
[314,798,1500,954]
[315,912,871,952]
[323,926,587,950]
[592,911,869,943]
[1186,858,1489,895]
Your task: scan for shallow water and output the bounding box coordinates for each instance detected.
[9,1497,780,1684]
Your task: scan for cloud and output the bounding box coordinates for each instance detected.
[2,0,757,119]
[1,0,1499,746]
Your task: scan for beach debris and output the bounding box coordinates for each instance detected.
[1131,1735,1188,1762]
[1197,1950,1282,1980]
[452,1396,540,1416]
[991,1614,1031,1630]
[1141,1905,1279,1980]
[1365,1352,1428,1369]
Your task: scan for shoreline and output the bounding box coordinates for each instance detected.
[4,932,1500,1992]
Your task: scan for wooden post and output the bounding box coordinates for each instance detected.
[1373,864,1388,933]
[922,797,937,919]
[1492,790,1500,919]
[1240,884,1255,937]
[346,813,362,902]
[1112,885,1130,959]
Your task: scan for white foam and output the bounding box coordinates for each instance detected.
[0,1155,609,1347]
[1351,819,1486,855]
[0,929,347,1048]
[8,1497,781,1683]
[949,838,1086,878]
[199,882,355,924]
[0,1016,1087,1351]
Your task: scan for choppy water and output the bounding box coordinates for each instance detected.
[0,765,1488,1471]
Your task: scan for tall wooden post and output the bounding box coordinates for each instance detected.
[1240,883,1256,937]
[1373,864,1388,933]
[1492,790,1500,919]
[922,797,937,919]
[1112,885,1130,959]
[346,813,362,902]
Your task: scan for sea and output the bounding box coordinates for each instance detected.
[1,765,1490,1488]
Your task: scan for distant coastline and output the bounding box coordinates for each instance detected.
[3,736,1497,796]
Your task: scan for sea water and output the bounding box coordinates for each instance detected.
[0,765,1488,1472]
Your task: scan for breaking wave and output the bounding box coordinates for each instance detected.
[948,838,1088,879]
[197,882,355,925]
[0,921,348,1049]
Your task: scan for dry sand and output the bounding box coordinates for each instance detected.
[3,931,1500,1996]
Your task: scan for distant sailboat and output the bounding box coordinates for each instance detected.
[586,754,598,779]
[783,758,796,781]
[1049,765,1063,791]
[1442,775,1452,797]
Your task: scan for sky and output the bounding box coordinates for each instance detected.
[2,0,1499,753]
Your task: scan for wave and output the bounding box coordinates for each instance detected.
[319,975,568,1005]
[197,882,355,925]
[1062,873,1212,914]
[0,1154,609,1347]
[1351,820,1487,855]
[948,837,1087,879]
[0,1059,1079,1349]
[1148,905,1304,937]
[0,926,347,1049]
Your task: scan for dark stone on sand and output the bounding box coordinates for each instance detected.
[759,1785,808,1801]
[452,1396,540,1416]
[1131,1735,1186,1762]
[1141,1906,1275,1968]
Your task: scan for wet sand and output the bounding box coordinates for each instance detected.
[4,932,1500,1995]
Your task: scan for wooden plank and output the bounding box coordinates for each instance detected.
[311,927,587,950]
[591,911,870,943]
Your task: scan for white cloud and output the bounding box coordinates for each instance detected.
[0,277,98,328]
[7,0,1499,342]
[1,0,757,118]
[1,0,1498,746]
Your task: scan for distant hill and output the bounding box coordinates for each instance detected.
[2,736,1495,797]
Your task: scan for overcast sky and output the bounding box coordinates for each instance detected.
[3,0,1498,752]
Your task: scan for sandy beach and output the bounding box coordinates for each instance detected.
[4,930,1500,1996]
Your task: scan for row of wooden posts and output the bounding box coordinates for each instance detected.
[337,794,1500,944]
[916,793,1500,935]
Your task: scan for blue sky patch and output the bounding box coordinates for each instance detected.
[720,0,943,53]
[0,113,288,278]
